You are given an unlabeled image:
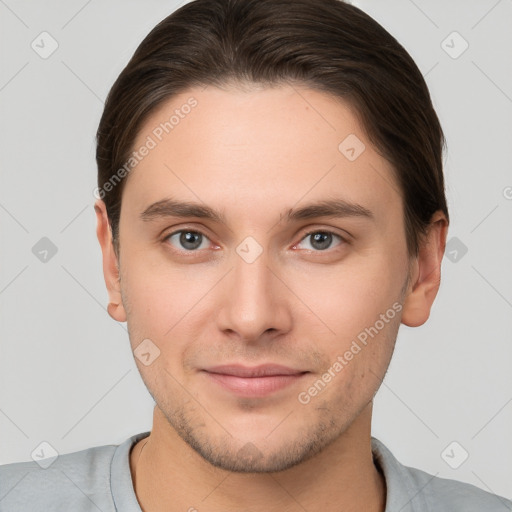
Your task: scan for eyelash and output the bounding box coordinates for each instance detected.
[162,228,348,254]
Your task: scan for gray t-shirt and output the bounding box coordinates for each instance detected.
[1,432,510,511]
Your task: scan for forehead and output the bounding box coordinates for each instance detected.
[124,84,402,226]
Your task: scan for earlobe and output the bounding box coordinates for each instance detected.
[107,301,126,322]
[94,200,127,323]
[401,211,448,328]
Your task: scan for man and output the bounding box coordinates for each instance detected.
[1,0,510,510]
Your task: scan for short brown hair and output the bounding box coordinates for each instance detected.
[96,0,449,258]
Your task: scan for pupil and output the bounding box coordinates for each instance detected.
[312,232,331,250]
[181,231,201,249]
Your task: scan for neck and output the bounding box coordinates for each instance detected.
[130,404,385,512]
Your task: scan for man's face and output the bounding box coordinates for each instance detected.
[114,84,411,472]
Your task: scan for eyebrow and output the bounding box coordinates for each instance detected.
[140,197,374,224]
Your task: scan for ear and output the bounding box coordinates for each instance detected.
[94,199,127,322]
[401,211,449,327]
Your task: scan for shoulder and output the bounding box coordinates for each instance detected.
[0,441,119,512]
[371,437,512,511]
[405,462,512,511]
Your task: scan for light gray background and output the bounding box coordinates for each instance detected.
[1,0,511,501]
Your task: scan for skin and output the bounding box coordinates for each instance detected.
[95,83,448,512]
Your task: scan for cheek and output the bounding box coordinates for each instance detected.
[120,256,185,331]
[120,278,173,364]
[120,258,213,371]
[294,256,403,387]
[290,258,400,339]
[318,314,400,411]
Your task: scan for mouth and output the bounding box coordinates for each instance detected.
[202,364,310,397]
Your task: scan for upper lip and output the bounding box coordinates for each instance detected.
[203,364,307,378]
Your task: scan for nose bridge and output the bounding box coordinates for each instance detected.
[233,241,274,316]
[218,239,289,339]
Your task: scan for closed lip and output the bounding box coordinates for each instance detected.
[202,364,308,377]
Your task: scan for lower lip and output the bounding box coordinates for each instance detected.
[204,372,307,397]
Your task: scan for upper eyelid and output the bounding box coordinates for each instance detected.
[300,228,348,241]
[294,229,347,249]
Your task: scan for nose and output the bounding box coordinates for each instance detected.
[216,242,293,343]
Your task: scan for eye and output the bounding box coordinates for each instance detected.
[294,230,346,252]
[163,228,347,254]
[164,229,211,252]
